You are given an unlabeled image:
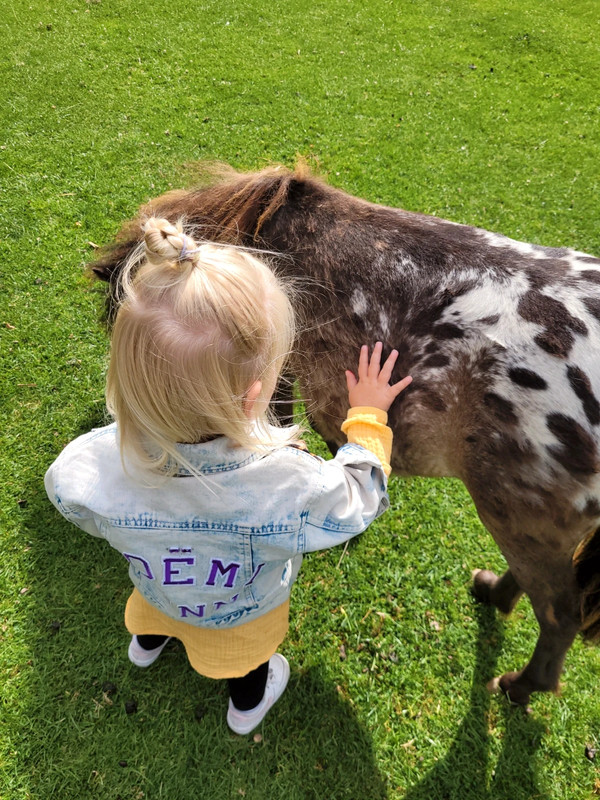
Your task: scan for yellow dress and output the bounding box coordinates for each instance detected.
[125,406,393,678]
[125,590,289,678]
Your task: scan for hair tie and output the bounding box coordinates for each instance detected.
[178,239,199,262]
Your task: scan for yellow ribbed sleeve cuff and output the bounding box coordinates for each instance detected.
[340,406,393,477]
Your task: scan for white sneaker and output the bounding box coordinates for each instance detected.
[226,653,290,735]
[128,635,171,667]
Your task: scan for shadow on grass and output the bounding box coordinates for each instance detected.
[17,403,544,800]
[402,602,548,800]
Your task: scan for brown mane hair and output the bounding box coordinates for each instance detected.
[89,162,317,289]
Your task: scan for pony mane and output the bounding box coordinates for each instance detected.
[89,161,320,288]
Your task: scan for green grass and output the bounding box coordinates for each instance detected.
[2,0,600,797]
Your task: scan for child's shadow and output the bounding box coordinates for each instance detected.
[402,602,548,800]
[22,515,388,799]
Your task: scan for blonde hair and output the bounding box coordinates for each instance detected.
[105,217,299,478]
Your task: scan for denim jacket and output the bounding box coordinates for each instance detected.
[45,422,389,630]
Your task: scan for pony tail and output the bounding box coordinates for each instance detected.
[143,217,199,268]
[573,525,600,640]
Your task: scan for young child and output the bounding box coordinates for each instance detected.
[45,218,412,735]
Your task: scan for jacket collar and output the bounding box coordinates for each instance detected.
[172,436,264,475]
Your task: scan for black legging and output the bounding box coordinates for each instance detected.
[227,660,269,710]
[136,634,269,711]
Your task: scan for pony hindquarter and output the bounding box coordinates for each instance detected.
[91,163,600,705]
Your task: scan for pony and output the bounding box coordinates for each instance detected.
[90,163,600,706]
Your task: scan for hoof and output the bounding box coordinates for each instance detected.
[498,671,532,706]
[471,569,498,605]
[488,675,534,711]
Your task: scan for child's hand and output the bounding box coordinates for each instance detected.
[345,342,412,412]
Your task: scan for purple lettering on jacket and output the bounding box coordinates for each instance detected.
[179,604,206,618]
[123,553,154,580]
[214,594,239,610]
[244,562,265,586]
[205,559,240,589]
[163,557,195,585]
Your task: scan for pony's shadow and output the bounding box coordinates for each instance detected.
[402,602,547,800]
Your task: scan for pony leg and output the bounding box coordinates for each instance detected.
[271,373,295,426]
[472,568,523,615]
[472,567,579,704]
[493,614,580,706]
[466,490,588,704]
[488,570,582,705]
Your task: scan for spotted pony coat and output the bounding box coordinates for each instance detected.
[91,164,600,705]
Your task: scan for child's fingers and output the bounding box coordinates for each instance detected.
[345,370,358,392]
[367,341,383,378]
[378,349,399,383]
[389,375,413,397]
[357,344,369,379]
